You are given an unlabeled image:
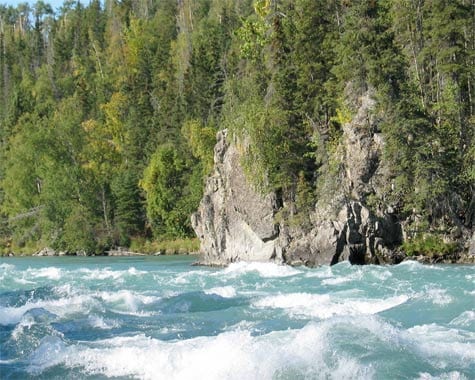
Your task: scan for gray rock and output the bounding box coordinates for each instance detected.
[35,247,57,256]
[469,232,475,256]
[192,130,280,266]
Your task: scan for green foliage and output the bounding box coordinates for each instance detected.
[236,18,268,60]
[62,205,98,253]
[402,234,458,257]
[112,170,144,246]
[182,119,216,175]
[141,144,192,238]
[130,237,200,255]
[0,0,473,254]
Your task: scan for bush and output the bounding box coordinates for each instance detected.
[130,237,200,255]
[402,234,458,257]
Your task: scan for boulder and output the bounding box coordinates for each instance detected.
[35,247,57,256]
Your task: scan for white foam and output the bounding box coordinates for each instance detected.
[172,272,192,284]
[97,290,159,311]
[79,267,146,281]
[14,278,35,285]
[0,288,155,326]
[31,267,62,280]
[425,288,453,305]
[170,270,209,285]
[0,263,15,270]
[88,315,121,330]
[222,262,300,278]
[418,372,469,380]
[27,323,374,380]
[127,267,146,276]
[304,266,333,278]
[449,311,475,328]
[370,269,393,281]
[253,293,409,319]
[11,313,36,340]
[397,261,444,271]
[404,324,475,369]
[205,286,237,298]
[321,276,352,285]
[320,266,392,286]
[396,260,429,271]
[0,293,99,325]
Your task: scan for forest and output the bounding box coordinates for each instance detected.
[0,0,473,255]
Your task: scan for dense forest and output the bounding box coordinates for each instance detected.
[0,0,473,255]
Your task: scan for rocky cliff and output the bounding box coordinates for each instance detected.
[191,130,281,266]
[192,91,474,266]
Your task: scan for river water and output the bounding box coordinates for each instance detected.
[0,256,474,379]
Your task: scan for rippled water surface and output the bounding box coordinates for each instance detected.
[0,256,474,379]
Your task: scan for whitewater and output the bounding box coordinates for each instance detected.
[0,256,474,380]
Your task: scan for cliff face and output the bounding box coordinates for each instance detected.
[191,130,281,266]
[192,91,474,266]
[275,91,403,266]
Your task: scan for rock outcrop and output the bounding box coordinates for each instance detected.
[192,90,472,266]
[192,130,281,266]
[469,232,475,257]
[277,201,403,266]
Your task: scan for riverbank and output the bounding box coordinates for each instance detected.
[0,238,200,257]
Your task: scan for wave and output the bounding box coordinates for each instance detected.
[424,288,453,306]
[78,267,147,281]
[403,324,475,367]
[253,292,409,319]
[222,262,301,278]
[418,372,470,380]
[0,293,100,325]
[205,286,237,298]
[31,267,63,280]
[450,311,475,328]
[87,315,121,330]
[0,263,15,270]
[0,286,160,325]
[1,265,150,288]
[321,276,353,285]
[26,323,374,380]
[171,269,211,285]
[24,315,467,379]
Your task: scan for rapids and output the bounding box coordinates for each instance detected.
[0,256,474,379]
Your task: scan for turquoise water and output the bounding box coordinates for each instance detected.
[0,256,474,379]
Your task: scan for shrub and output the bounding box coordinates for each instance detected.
[402,234,458,257]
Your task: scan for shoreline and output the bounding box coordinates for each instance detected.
[1,250,200,258]
[2,248,473,265]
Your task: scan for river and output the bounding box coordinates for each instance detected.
[0,256,474,379]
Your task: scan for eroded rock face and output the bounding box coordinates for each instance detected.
[192,95,402,266]
[192,130,281,266]
[278,201,403,266]
[192,90,470,266]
